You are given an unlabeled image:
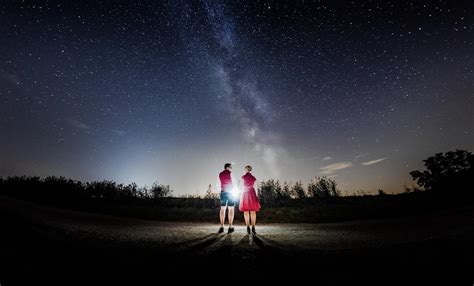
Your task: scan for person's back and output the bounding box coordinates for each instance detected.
[242,172,256,191]
[239,165,260,235]
[219,169,232,192]
[217,163,235,233]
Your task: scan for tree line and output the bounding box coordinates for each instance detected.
[1,149,472,207]
[0,175,339,207]
[255,177,339,206]
[0,176,172,204]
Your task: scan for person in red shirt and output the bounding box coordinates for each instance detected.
[239,165,261,235]
[217,163,236,233]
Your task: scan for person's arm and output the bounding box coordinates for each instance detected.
[254,179,259,197]
[231,173,237,190]
[216,176,221,193]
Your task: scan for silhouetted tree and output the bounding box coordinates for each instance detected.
[402,184,423,193]
[410,149,473,198]
[122,183,139,200]
[307,176,340,200]
[150,182,172,199]
[205,184,212,199]
[204,184,219,199]
[257,179,280,206]
[281,181,292,199]
[291,180,306,199]
[355,190,368,196]
[203,184,219,208]
[0,175,179,205]
[137,185,150,199]
[378,189,386,196]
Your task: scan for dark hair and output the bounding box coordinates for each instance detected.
[245,165,252,172]
[224,163,232,169]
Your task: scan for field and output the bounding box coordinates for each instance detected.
[0,195,473,285]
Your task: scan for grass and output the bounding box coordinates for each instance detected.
[1,190,468,224]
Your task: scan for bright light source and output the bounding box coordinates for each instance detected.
[231,186,240,199]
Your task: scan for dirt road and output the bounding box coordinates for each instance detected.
[0,196,473,284]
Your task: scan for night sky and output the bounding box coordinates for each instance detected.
[1,1,473,195]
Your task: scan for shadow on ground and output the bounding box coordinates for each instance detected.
[0,197,473,285]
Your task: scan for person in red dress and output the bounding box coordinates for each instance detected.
[239,165,261,235]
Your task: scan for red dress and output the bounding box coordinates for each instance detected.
[239,172,261,212]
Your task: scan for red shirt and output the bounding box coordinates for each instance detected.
[242,172,256,191]
[219,169,232,192]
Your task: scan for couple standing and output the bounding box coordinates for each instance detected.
[218,163,261,235]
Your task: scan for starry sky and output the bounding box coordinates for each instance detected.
[1,1,473,195]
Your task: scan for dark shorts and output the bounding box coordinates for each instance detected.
[220,192,236,207]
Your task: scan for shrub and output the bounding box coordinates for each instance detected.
[150,182,173,199]
[291,180,306,199]
[307,176,340,200]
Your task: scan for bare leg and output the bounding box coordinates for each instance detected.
[243,211,250,226]
[228,206,235,226]
[250,211,256,227]
[220,206,226,226]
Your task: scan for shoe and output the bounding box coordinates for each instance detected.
[251,226,256,235]
[247,226,251,235]
[218,226,224,233]
[228,226,234,233]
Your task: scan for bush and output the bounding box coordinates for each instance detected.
[307,176,340,200]
[257,179,281,206]
[0,176,172,204]
[291,181,306,199]
[150,182,172,199]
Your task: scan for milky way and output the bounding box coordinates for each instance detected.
[200,1,287,177]
[0,1,473,194]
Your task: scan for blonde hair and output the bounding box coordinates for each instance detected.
[245,165,252,172]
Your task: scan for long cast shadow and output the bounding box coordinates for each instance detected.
[185,233,228,252]
[165,233,216,248]
[238,234,251,246]
[252,234,266,248]
[163,233,229,275]
[208,233,233,257]
[252,234,290,262]
[252,234,280,250]
[252,234,290,252]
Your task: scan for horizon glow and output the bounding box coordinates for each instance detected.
[0,1,473,195]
